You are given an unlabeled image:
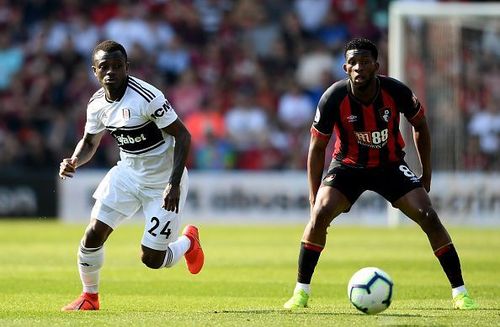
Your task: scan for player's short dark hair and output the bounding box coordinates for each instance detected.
[92,40,128,62]
[344,38,378,60]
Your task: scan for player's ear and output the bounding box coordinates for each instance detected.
[126,61,130,73]
[92,65,97,76]
[343,63,348,74]
[375,61,380,72]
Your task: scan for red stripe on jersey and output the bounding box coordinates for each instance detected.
[381,89,403,162]
[337,96,359,165]
[363,104,380,167]
[310,126,330,141]
[408,108,425,126]
[333,124,342,161]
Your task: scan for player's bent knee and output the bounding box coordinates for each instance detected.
[311,207,334,230]
[82,221,111,248]
[141,250,165,269]
[417,207,441,230]
[141,254,163,269]
[311,205,345,230]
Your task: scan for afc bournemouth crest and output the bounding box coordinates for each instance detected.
[324,174,336,183]
[379,107,391,123]
[122,108,131,121]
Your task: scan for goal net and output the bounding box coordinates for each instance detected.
[386,2,500,226]
[389,2,500,172]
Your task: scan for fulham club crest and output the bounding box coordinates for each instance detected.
[379,107,391,123]
[122,108,131,121]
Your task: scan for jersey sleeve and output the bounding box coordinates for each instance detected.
[146,93,178,129]
[397,82,425,125]
[311,82,343,139]
[84,104,105,134]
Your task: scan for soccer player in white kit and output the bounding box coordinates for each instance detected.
[59,40,204,311]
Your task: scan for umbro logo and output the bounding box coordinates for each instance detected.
[80,263,92,267]
[347,115,358,123]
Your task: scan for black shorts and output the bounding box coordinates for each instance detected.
[322,160,422,204]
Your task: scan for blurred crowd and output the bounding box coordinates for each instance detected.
[461,19,500,171]
[0,0,499,172]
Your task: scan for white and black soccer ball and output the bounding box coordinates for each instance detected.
[347,267,394,315]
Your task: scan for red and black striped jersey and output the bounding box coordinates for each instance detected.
[311,75,425,168]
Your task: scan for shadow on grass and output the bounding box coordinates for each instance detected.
[212,309,423,317]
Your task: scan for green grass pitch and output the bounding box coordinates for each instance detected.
[0,220,499,326]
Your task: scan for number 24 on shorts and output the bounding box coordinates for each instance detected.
[148,217,171,238]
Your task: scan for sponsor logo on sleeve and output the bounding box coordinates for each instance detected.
[151,101,173,119]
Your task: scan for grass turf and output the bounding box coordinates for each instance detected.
[0,220,498,326]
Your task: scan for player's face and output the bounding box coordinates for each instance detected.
[343,49,379,89]
[92,50,129,90]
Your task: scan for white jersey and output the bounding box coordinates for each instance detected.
[85,75,178,186]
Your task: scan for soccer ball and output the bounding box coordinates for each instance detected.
[347,267,394,315]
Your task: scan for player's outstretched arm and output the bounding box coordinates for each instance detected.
[161,118,191,213]
[412,116,432,192]
[307,132,329,206]
[59,131,104,179]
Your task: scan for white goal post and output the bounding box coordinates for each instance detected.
[386,2,500,226]
[389,2,500,82]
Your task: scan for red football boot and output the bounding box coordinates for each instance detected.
[182,225,204,274]
[61,292,99,311]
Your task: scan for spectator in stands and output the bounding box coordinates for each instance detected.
[169,68,206,119]
[194,0,232,35]
[0,128,19,169]
[314,9,349,52]
[225,87,267,147]
[163,0,207,47]
[468,95,500,168]
[184,95,227,149]
[259,38,297,85]
[0,31,23,90]
[253,72,280,116]
[102,2,152,53]
[156,35,191,85]
[277,81,315,131]
[241,3,281,59]
[462,135,490,171]
[280,11,309,61]
[191,42,224,86]
[295,39,335,92]
[482,20,500,60]
[225,87,269,167]
[347,6,382,42]
[331,0,367,23]
[193,127,236,170]
[293,0,331,33]
[63,22,92,56]
[0,0,497,172]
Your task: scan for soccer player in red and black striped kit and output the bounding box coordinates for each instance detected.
[284,38,478,310]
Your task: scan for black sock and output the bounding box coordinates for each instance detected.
[297,242,323,284]
[435,244,464,288]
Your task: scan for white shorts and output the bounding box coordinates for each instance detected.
[91,165,189,251]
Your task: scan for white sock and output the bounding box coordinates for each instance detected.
[78,242,104,294]
[452,285,467,298]
[294,282,311,295]
[162,235,191,268]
